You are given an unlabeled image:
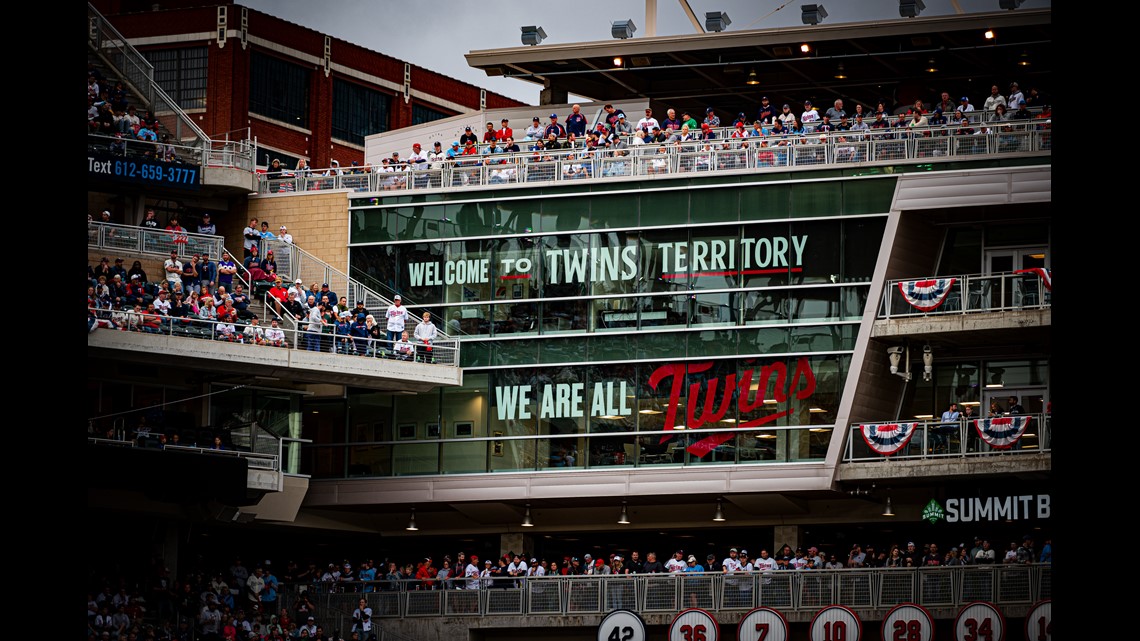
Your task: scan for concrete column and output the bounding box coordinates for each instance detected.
[500,532,531,559]
[539,81,567,106]
[773,525,800,553]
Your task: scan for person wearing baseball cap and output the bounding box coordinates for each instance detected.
[496,118,513,142]
[543,113,565,139]
[459,126,478,146]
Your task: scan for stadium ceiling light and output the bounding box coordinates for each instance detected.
[522,504,535,527]
[406,507,418,531]
[984,29,995,39]
[521,25,547,46]
[899,0,925,18]
[801,4,828,25]
[833,63,847,79]
[887,346,912,381]
[922,344,934,382]
[924,58,938,73]
[705,11,731,32]
[713,498,726,522]
[800,43,812,53]
[882,494,896,517]
[613,56,624,67]
[745,69,760,85]
[611,19,637,40]
[618,502,631,525]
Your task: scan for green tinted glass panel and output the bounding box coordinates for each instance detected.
[459,340,491,367]
[740,184,791,220]
[350,207,392,243]
[689,330,739,357]
[738,326,790,355]
[540,336,588,364]
[488,339,538,366]
[843,177,896,215]
[637,331,686,360]
[391,443,439,476]
[441,440,486,474]
[592,193,639,229]
[690,187,740,224]
[589,334,638,362]
[541,198,590,233]
[641,190,688,226]
[791,181,841,217]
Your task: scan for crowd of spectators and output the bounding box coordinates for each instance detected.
[88,534,1051,640]
[88,214,440,360]
[88,63,182,163]
[261,81,1049,189]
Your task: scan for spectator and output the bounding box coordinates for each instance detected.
[974,540,996,564]
[197,212,216,235]
[636,108,659,133]
[1007,82,1025,109]
[278,225,293,245]
[163,250,183,287]
[459,126,478,146]
[413,311,437,363]
[242,218,260,259]
[264,317,287,347]
[141,209,160,229]
[800,100,820,131]
[393,330,415,360]
[983,84,1007,113]
[216,252,237,291]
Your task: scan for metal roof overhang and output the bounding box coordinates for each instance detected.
[465,9,1050,117]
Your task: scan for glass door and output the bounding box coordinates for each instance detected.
[983,247,1049,309]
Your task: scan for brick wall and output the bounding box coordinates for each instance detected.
[245,191,350,274]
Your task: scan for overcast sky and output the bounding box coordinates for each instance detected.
[240,0,1049,105]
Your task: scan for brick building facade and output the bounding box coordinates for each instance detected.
[92,0,525,170]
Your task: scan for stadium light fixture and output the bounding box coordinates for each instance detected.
[745,69,759,85]
[522,504,535,527]
[618,502,631,525]
[922,344,934,382]
[406,507,418,531]
[705,11,731,32]
[801,4,828,25]
[611,19,637,39]
[713,499,726,522]
[984,29,995,39]
[887,346,912,381]
[882,495,896,517]
[521,26,547,46]
[800,43,812,53]
[924,58,938,73]
[834,63,847,79]
[899,0,925,18]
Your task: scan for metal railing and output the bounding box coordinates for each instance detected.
[88,221,226,261]
[843,413,1051,462]
[880,271,1051,318]
[87,437,280,472]
[255,122,1051,196]
[260,238,456,349]
[88,3,255,171]
[88,308,460,367]
[278,564,1049,622]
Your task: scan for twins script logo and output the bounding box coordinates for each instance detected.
[649,356,816,457]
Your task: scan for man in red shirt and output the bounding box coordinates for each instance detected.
[496,118,513,142]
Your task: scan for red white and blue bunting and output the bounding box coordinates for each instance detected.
[860,422,918,456]
[1013,268,1052,292]
[974,416,1031,449]
[898,278,956,312]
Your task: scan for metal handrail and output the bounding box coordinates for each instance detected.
[261,239,455,345]
[88,307,460,368]
[844,413,1051,462]
[277,564,1050,621]
[87,221,225,261]
[255,121,1051,195]
[88,2,255,170]
[87,437,280,471]
[880,271,1051,318]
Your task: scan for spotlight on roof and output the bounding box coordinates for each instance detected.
[705,11,732,32]
[611,19,637,40]
[521,25,547,46]
[998,0,1024,8]
[801,4,828,25]
[899,0,925,18]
